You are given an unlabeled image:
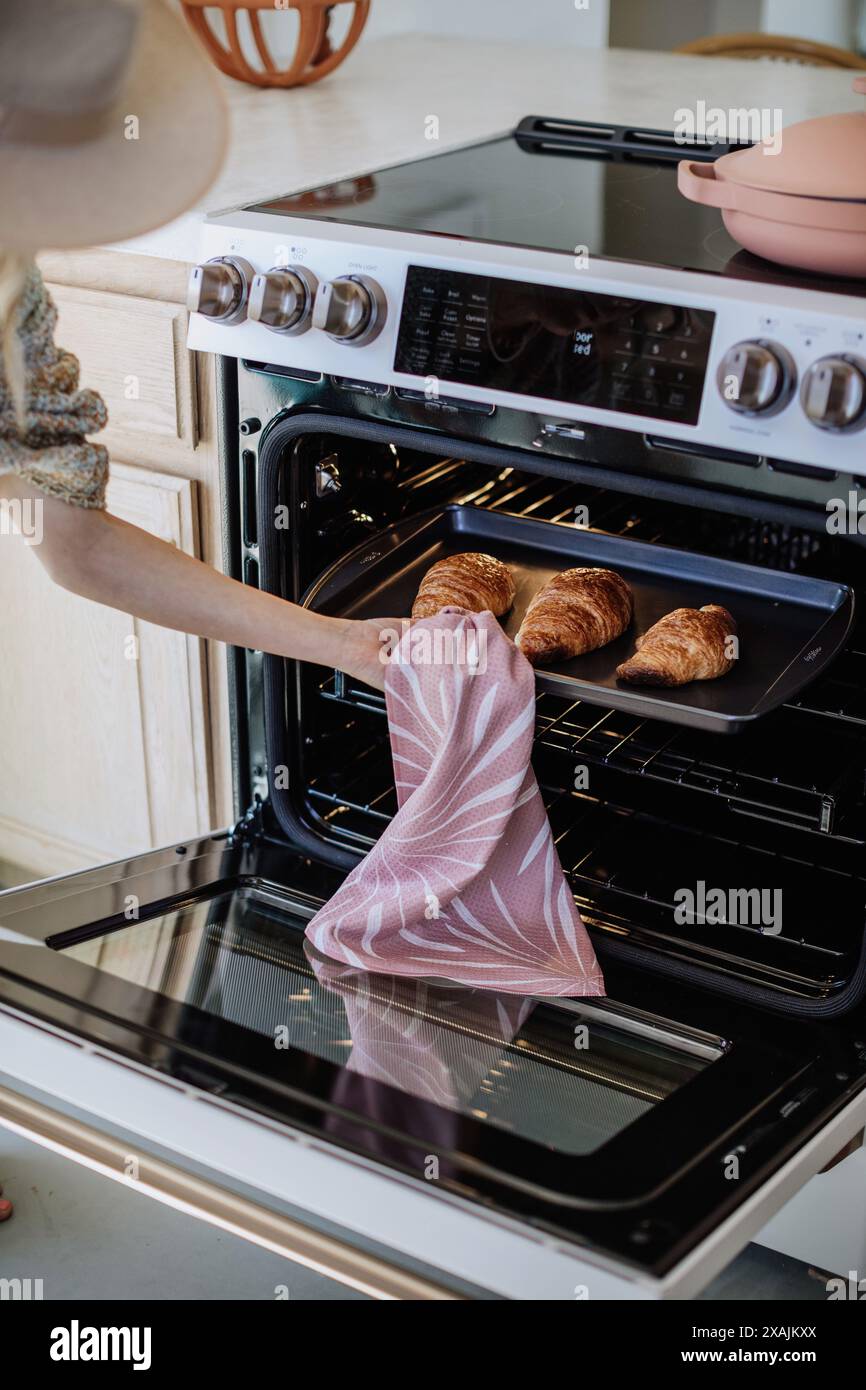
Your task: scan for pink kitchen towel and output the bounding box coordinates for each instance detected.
[306,948,535,1107]
[306,608,605,996]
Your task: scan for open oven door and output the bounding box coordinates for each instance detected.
[2,829,866,1301]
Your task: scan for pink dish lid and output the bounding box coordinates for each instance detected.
[714,75,866,201]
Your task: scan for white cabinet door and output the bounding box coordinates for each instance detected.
[50,284,198,461]
[0,462,212,878]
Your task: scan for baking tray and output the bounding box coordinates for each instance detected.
[302,505,855,735]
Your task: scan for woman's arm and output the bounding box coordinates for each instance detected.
[0,471,390,691]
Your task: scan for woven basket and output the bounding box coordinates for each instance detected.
[181,1,370,88]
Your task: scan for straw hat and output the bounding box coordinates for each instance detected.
[0,0,228,251]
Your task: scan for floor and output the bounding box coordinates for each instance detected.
[0,1127,837,1301]
[0,1127,365,1302]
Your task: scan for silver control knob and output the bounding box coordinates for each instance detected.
[717,340,796,416]
[312,274,387,346]
[187,256,255,325]
[801,355,866,433]
[248,265,318,335]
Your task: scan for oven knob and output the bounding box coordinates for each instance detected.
[248,265,318,335]
[717,340,796,416]
[312,275,387,346]
[186,256,255,325]
[801,355,866,433]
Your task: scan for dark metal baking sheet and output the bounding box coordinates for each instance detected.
[302,505,855,734]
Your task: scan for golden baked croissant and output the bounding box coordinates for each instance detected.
[616,604,736,687]
[515,567,633,665]
[411,552,516,619]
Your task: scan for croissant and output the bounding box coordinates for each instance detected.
[411,552,516,620]
[515,567,633,665]
[616,604,736,687]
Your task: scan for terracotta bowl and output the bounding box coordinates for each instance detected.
[181,0,370,89]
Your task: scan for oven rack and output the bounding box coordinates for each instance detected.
[382,454,829,573]
[532,694,863,840]
[444,467,830,572]
[787,636,866,726]
[318,675,865,841]
[305,739,866,999]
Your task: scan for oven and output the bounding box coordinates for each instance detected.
[3,122,866,1301]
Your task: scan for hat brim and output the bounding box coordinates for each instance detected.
[0,0,228,252]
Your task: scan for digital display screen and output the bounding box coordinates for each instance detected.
[394,267,716,425]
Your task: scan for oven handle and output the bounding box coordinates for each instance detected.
[0,1084,464,1302]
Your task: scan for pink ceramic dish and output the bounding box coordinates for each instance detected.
[678,76,866,278]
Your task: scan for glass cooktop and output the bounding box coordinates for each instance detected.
[247,126,863,298]
[60,884,719,1159]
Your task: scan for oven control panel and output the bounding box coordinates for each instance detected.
[186,213,866,474]
[394,266,715,428]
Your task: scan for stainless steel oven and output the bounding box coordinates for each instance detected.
[2,122,866,1301]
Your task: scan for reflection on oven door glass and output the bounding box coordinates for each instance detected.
[61,887,719,1156]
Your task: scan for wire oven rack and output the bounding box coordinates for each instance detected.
[305,715,866,998]
[318,676,864,840]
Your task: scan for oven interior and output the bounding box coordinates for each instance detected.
[257,422,866,1017]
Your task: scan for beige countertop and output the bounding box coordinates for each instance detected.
[114,34,862,264]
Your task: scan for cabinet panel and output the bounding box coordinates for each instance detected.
[50,285,198,455]
[0,463,212,879]
[39,266,233,831]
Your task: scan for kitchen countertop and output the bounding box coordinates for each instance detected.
[115,34,863,264]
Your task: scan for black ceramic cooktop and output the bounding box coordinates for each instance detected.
[247,124,864,298]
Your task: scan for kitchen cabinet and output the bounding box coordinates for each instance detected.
[0,461,212,876]
[49,284,199,461]
[0,253,232,880]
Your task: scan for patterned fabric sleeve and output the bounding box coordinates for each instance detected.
[0,267,108,509]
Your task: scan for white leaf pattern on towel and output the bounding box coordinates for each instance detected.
[307,951,536,1110]
[306,608,604,997]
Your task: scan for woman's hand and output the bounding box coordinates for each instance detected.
[336,617,404,693]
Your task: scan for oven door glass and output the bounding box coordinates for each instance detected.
[59,884,717,1159]
[1,837,863,1276]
